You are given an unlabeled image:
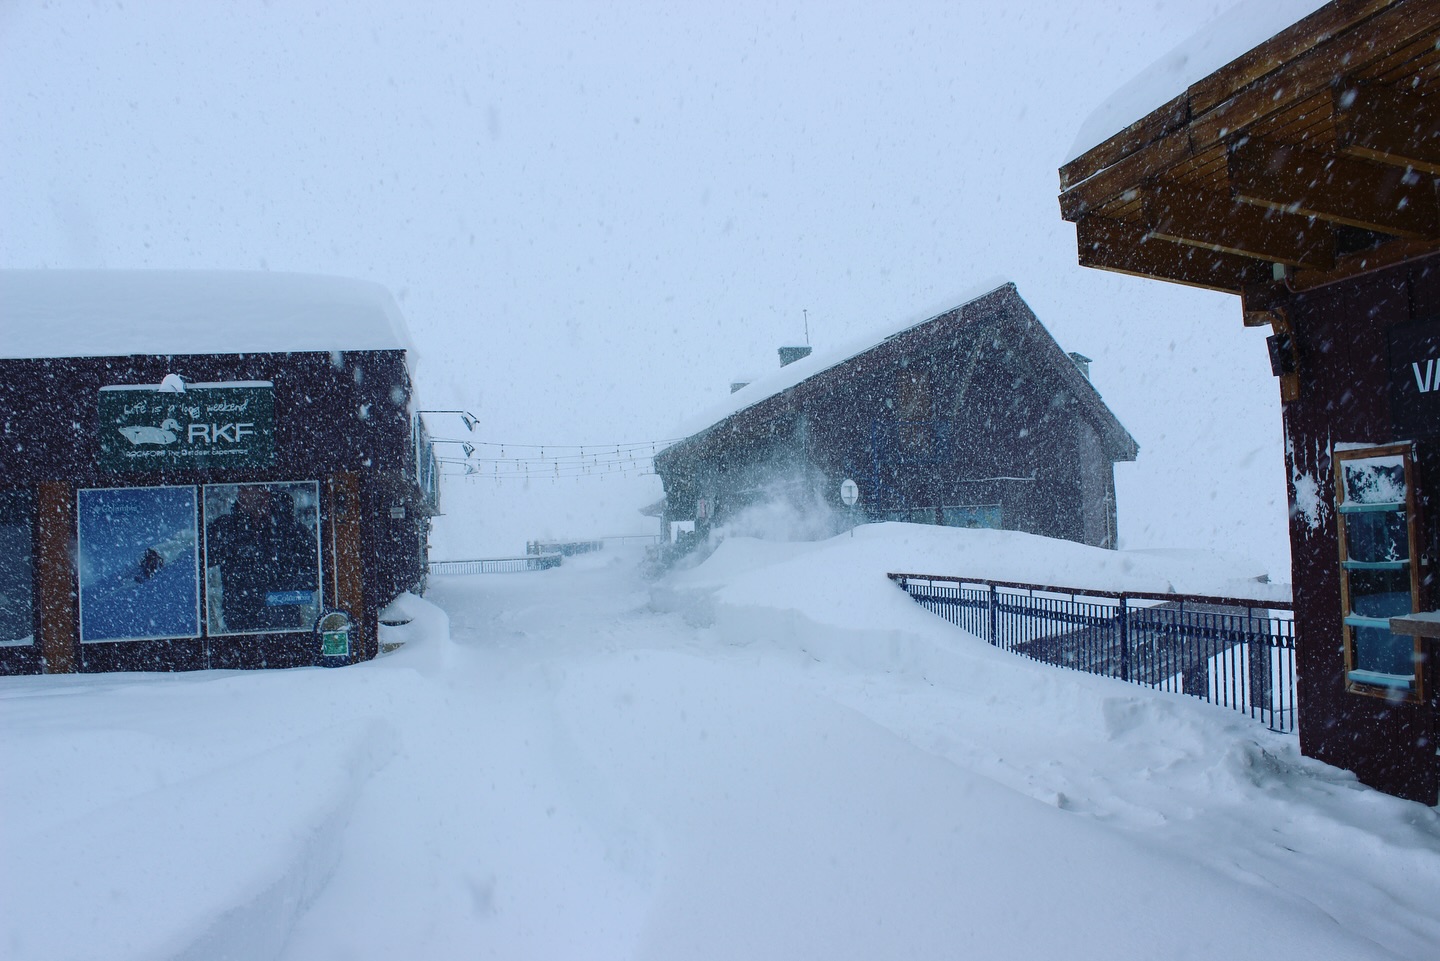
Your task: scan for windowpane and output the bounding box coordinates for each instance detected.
[942,504,1002,529]
[0,489,34,647]
[1352,625,1414,678]
[77,487,200,643]
[1341,455,1405,505]
[1343,511,1409,564]
[203,482,321,635]
[1346,567,1411,619]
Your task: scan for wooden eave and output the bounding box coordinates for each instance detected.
[1059,0,1440,296]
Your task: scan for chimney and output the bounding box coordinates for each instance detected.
[778,346,812,367]
[1068,352,1092,380]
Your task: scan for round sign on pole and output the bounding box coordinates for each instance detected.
[840,478,859,507]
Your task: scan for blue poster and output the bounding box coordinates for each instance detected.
[77,487,200,642]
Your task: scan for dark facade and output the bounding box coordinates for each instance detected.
[654,284,1137,546]
[1277,261,1439,802]
[0,281,433,675]
[1057,0,1440,801]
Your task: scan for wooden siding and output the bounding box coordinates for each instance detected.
[655,288,1133,549]
[1281,256,1439,803]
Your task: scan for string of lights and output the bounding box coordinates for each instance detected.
[427,433,680,482]
[434,455,661,481]
[429,437,684,451]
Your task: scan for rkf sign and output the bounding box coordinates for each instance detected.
[98,381,276,471]
[1388,320,1440,438]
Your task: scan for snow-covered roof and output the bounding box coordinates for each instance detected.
[0,270,413,360]
[660,279,1137,464]
[1066,0,1328,164]
[665,276,1013,443]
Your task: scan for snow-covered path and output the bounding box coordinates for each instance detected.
[4,533,1440,960]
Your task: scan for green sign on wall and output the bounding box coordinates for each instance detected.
[98,381,275,472]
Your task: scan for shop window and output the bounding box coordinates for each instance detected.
[0,489,35,647]
[203,482,321,636]
[77,487,200,643]
[1334,445,1422,697]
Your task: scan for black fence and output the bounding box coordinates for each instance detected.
[429,555,563,575]
[889,573,1297,733]
[526,535,663,557]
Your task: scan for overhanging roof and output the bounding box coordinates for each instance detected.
[1060,0,1440,300]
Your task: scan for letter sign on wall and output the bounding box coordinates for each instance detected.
[98,381,276,471]
[1389,320,1440,439]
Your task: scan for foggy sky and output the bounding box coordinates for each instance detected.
[1,1,1300,575]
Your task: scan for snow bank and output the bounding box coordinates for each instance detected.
[0,665,413,961]
[0,270,413,359]
[6,539,1438,961]
[662,522,1286,625]
[648,527,1439,960]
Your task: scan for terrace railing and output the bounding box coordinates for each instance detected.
[889,573,1297,733]
[429,554,563,575]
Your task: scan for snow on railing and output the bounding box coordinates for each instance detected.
[889,573,1297,734]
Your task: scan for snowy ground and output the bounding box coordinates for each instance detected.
[3,527,1439,960]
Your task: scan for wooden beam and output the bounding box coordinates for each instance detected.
[1059,94,1188,192]
[1285,237,1440,291]
[1142,183,1336,270]
[1059,133,1190,221]
[35,481,77,674]
[1229,138,1440,239]
[1335,82,1440,176]
[1074,216,1269,294]
[1190,0,1440,148]
[1060,0,1401,191]
[1187,0,1400,115]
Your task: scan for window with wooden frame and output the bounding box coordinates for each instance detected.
[1334,444,1423,699]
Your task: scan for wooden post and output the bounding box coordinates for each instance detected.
[328,472,368,663]
[35,481,77,673]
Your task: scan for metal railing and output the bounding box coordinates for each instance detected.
[429,554,563,575]
[889,573,1297,733]
[525,534,663,556]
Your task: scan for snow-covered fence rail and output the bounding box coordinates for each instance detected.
[429,555,563,575]
[888,573,1297,734]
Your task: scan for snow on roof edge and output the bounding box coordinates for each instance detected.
[0,269,415,360]
[1065,0,1329,165]
[660,277,1015,451]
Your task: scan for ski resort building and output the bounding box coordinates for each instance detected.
[653,283,1137,548]
[0,271,435,675]
[1059,0,1440,802]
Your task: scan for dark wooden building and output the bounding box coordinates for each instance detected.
[1059,0,1440,801]
[0,270,435,674]
[654,283,1137,546]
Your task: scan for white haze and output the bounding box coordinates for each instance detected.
[1,0,1291,577]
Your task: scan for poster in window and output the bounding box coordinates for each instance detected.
[203,482,321,636]
[0,489,35,647]
[77,487,200,643]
